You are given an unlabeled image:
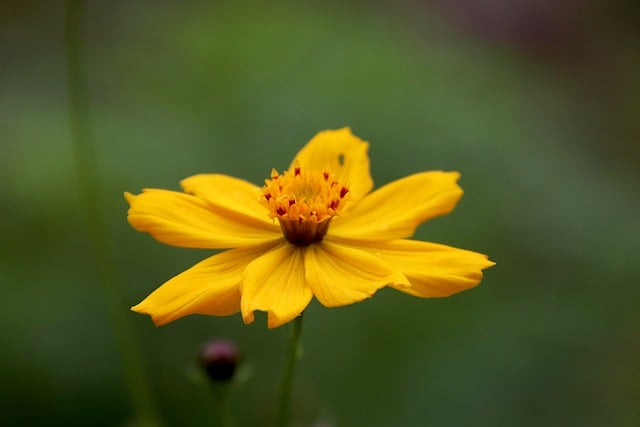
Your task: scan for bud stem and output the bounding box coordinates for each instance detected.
[211,384,234,427]
[276,315,303,427]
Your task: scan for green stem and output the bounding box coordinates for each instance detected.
[64,1,160,426]
[276,315,303,427]
[212,384,234,427]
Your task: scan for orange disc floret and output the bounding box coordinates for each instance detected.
[260,165,350,245]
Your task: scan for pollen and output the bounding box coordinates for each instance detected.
[260,165,350,245]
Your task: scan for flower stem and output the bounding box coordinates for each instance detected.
[64,1,160,426]
[276,315,303,427]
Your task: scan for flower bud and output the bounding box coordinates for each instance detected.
[198,339,239,382]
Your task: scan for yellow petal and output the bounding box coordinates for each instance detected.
[343,239,495,297]
[180,174,273,226]
[329,171,463,241]
[290,127,373,200]
[240,242,312,328]
[125,189,281,249]
[131,242,277,326]
[305,241,403,307]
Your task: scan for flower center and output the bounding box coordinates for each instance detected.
[261,165,350,246]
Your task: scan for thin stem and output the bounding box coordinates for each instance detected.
[276,315,303,427]
[64,1,160,426]
[212,384,234,427]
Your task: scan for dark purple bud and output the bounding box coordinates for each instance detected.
[198,339,239,382]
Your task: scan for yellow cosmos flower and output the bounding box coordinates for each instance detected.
[126,128,494,328]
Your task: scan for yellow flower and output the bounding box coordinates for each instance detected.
[126,128,494,328]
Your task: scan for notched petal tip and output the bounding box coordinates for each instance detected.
[267,312,302,329]
[124,191,137,205]
[239,307,298,329]
[473,252,497,270]
[131,303,166,327]
[242,310,255,325]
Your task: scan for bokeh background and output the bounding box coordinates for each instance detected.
[2,1,639,426]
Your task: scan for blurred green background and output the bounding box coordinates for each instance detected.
[2,1,639,426]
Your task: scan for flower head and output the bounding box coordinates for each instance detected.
[126,128,494,328]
